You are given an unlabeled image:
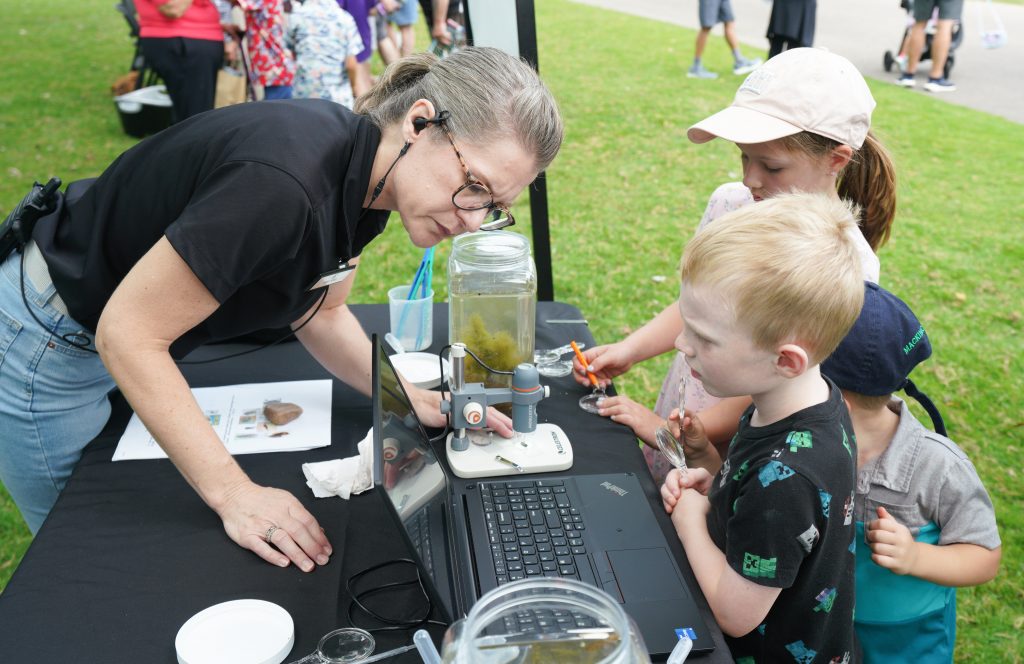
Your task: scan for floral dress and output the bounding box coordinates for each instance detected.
[287,0,364,108]
[237,0,295,89]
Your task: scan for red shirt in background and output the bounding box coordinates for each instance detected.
[136,0,223,41]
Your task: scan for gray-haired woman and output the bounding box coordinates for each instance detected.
[0,47,563,570]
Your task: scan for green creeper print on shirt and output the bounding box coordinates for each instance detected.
[814,587,837,613]
[743,552,778,579]
[786,430,813,452]
[785,640,817,664]
[758,461,796,487]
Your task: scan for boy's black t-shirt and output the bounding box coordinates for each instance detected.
[708,378,857,663]
[34,99,389,357]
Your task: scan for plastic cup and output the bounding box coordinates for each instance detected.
[388,285,434,352]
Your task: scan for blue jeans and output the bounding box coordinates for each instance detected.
[0,248,115,533]
[263,85,293,100]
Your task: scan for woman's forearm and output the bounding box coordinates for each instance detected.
[97,336,251,511]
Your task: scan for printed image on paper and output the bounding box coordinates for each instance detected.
[113,380,332,461]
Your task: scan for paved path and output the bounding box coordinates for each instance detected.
[570,0,1024,124]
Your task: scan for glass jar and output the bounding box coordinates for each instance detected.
[440,578,651,664]
[448,232,537,412]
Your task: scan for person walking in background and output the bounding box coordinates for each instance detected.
[136,0,225,123]
[766,0,817,58]
[237,0,296,99]
[896,0,961,92]
[371,0,402,67]
[385,0,419,57]
[688,0,760,79]
[287,0,366,108]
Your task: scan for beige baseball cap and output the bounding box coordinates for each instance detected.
[687,48,876,149]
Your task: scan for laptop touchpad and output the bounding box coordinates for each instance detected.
[607,549,687,602]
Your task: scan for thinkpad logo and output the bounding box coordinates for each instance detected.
[600,481,628,497]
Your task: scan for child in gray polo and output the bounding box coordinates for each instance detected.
[821,282,1001,663]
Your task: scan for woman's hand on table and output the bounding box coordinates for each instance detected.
[216,481,333,572]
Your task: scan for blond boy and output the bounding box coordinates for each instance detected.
[661,192,863,662]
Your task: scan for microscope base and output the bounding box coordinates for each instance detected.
[446,423,574,478]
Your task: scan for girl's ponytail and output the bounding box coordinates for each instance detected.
[838,131,897,251]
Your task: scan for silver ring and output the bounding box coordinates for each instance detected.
[264,525,280,544]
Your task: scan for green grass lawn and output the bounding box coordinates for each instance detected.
[2,0,1021,660]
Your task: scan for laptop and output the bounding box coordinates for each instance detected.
[370,337,715,658]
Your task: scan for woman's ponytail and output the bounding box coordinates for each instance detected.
[838,131,897,251]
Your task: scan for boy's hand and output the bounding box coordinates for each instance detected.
[596,395,661,443]
[661,467,714,512]
[866,506,919,575]
[669,408,713,461]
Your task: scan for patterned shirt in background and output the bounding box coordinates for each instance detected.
[237,0,295,88]
[287,0,364,108]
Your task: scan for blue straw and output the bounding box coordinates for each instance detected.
[413,248,435,349]
[397,249,434,347]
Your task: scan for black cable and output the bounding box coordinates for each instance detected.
[346,558,448,634]
[177,288,329,365]
[19,250,99,354]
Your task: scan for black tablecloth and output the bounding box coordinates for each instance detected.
[0,302,728,662]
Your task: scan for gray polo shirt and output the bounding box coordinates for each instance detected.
[854,399,1000,549]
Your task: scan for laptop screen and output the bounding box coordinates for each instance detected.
[371,338,458,619]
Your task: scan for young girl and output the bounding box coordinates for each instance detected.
[576,48,898,484]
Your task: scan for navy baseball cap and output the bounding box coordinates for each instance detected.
[822,282,946,435]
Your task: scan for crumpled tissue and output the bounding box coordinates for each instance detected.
[302,428,374,499]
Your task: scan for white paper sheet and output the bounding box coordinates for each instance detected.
[113,379,333,461]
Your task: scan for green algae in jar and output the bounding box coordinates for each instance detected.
[448,232,536,413]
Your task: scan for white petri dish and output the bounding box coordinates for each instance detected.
[175,599,294,664]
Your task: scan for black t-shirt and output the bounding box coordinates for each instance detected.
[34,100,389,357]
[708,378,857,662]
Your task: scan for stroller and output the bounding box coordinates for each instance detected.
[883,0,963,80]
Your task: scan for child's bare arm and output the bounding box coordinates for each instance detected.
[595,395,662,445]
[670,488,781,636]
[866,506,1002,586]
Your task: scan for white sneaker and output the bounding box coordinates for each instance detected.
[896,74,916,88]
[733,57,761,75]
[688,63,719,79]
[924,78,956,92]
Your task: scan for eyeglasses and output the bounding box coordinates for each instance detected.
[434,114,515,232]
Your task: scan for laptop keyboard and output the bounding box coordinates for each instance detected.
[480,479,588,585]
[405,506,434,575]
[500,607,602,634]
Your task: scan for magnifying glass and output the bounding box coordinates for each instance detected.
[288,627,417,664]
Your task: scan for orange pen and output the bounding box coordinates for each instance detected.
[570,340,600,390]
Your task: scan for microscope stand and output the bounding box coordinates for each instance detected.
[446,423,574,479]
